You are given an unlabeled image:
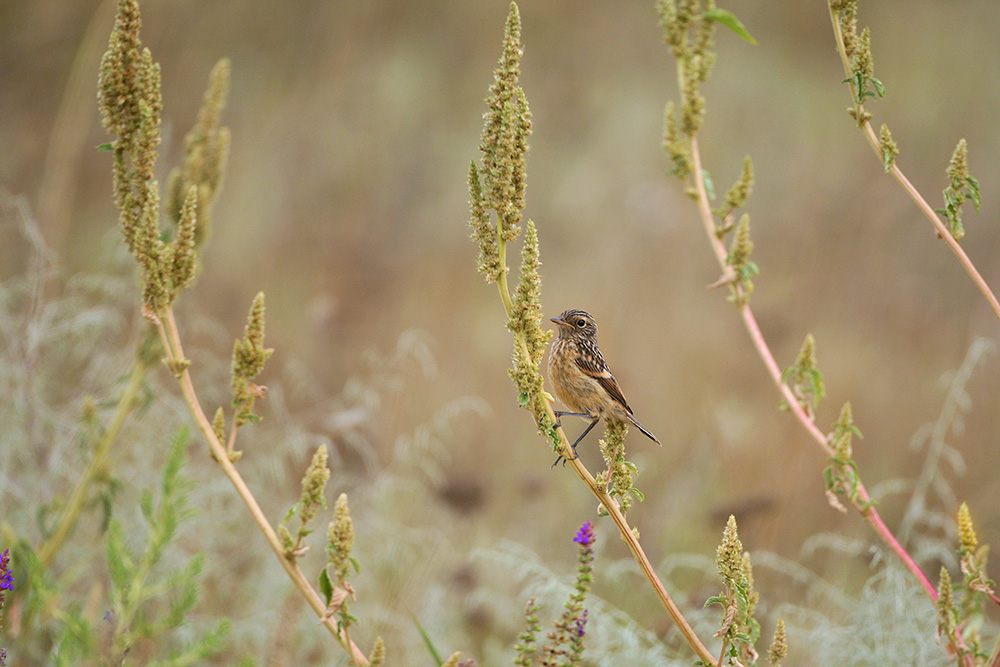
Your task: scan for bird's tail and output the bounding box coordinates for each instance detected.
[626,414,661,446]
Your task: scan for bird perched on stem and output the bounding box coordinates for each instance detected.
[547,309,661,466]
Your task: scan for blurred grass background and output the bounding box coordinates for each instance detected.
[3,0,1000,662]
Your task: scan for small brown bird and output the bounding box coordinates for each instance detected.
[548,309,661,466]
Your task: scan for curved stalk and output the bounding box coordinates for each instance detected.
[689,135,935,600]
[827,6,1000,324]
[159,308,370,665]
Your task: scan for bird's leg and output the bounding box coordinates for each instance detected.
[551,417,599,468]
[552,410,592,428]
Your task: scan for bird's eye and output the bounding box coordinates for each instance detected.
[576,319,586,327]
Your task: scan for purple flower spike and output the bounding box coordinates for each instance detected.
[573,521,595,547]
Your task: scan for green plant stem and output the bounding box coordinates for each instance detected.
[113,519,161,657]
[827,6,1000,324]
[497,227,515,318]
[158,307,370,665]
[501,296,716,665]
[37,355,146,569]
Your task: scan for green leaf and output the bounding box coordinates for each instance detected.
[852,72,865,102]
[966,176,982,210]
[703,9,758,45]
[701,169,716,200]
[349,555,361,574]
[630,487,645,502]
[517,392,530,407]
[282,502,300,524]
[870,77,885,97]
[408,609,445,667]
[319,567,333,605]
[97,142,114,152]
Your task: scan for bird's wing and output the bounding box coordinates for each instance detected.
[574,353,634,415]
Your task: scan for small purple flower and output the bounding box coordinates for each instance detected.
[573,521,595,547]
[574,608,588,637]
[0,548,9,611]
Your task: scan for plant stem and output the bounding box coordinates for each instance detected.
[826,6,1000,324]
[497,225,514,319]
[38,355,147,569]
[158,307,370,665]
[689,134,936,600]
[502,293,716,665]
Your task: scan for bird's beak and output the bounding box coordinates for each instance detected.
[550,317,570,328]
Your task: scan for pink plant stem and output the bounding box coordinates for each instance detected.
[827,7,1000,324]
[689,135,935,600]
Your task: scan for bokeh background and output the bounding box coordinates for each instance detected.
[3,0,1000,663]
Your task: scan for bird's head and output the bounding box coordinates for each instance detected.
[551,309,598,340]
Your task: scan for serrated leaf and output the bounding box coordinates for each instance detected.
[852,73,865,102]
[281,502,300,524]
[966,176,982,210]
[703,8,758,45]
[701,169,716,200]
[319,567,333,605]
